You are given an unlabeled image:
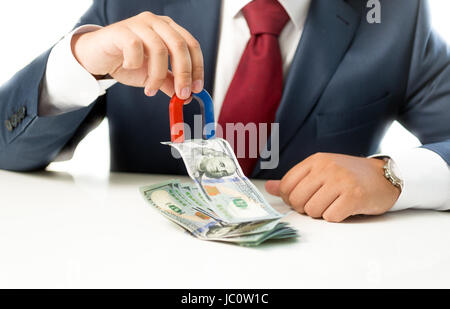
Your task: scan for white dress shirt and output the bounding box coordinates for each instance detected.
[39,0,450,211]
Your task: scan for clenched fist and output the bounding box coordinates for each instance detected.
[71,11,204,99]
[265,153,401,222]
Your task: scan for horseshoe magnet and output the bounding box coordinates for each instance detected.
[169,89,216,143]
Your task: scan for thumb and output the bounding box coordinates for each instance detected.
[265,180,281,196]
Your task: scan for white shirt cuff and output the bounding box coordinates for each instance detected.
[372,148,450,211]
[39,25,117,116]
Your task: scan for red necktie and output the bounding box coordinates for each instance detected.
[218,0,290,176]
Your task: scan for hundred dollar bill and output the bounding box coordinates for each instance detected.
[140,181,220,238]
[162,138,283,224]
[168,180,286,238]
[140,181,298,246]
[173,182,221,221]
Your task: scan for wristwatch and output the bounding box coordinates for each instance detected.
[382,158,403,190]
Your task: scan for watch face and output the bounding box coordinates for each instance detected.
[388,159,401,181]
[387,159,403,188]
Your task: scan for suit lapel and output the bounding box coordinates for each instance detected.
[163,0,221,94]
[252,0,361,177]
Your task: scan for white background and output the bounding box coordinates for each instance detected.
[0,0,449,178]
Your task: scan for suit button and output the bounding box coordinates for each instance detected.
[10,114,18,127]
[5,120,13,131]
[18,106,26,119]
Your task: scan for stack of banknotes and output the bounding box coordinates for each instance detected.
[140,138,298,246]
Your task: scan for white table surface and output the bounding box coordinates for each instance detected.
[0,169,448,288]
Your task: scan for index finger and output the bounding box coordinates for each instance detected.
[279,158,313,203]
[149,18,193,99]
[160,16,204,93]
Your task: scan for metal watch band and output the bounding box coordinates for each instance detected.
[383,158,403,190]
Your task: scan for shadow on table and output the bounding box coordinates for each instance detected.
[284,207,434,226]
[255,237,301,249]
[339,209,434,224]
[19,169,164,187]
[4,169,76,184]
[106,172,183,188]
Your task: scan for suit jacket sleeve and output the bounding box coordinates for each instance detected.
[0,0,108,171]
[400,0,450,165]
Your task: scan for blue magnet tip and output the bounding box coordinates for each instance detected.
[193,89,215,140]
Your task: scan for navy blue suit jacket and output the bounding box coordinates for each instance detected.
[1,0,449,179]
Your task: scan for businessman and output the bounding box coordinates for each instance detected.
[0,0,449,222]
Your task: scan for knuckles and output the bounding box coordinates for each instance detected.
[154,46,169,56]
[126,37,142,49]
[322,213,342,223]
[350,185,365,200]
[288,195,302,211]
[309,152,331,164]
[192,64,205,73]
[303,204,322,219]
[149,74,167,84]
[138,11,154,20]
[161,16,174,23]
[189,39,201,50]
[278,181,291,201]
[287,189,307,214]
[311,152,337,169]
[173,39,188,51]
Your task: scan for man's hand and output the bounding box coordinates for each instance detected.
[265,153,401,222]
[71,12,204,99]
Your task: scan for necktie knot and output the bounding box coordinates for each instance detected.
[243,0,290,36]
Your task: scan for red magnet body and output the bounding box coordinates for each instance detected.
[169,95,186,143]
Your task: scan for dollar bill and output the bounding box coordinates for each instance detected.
[140,180,298,246]
[170,180,287,237]
[163,179,290,237]
[162,138,283,224]
[140,181,220,238]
